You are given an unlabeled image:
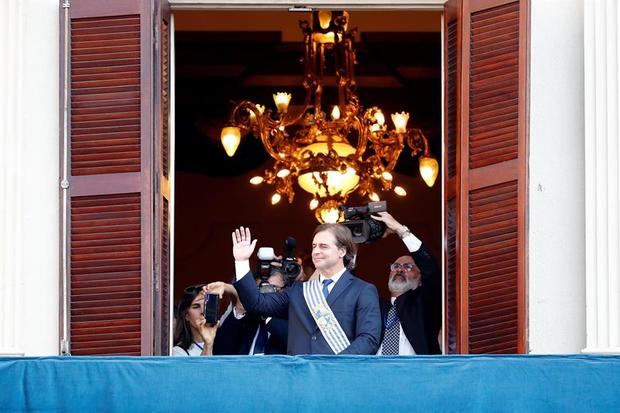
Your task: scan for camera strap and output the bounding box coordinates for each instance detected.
[302,280,350,354]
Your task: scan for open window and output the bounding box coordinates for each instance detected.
[60,0,527,356]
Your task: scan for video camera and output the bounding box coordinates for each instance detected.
[340,200,387,244]
[256,237,302,293]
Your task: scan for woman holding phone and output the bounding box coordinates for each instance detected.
[172,284,219,356]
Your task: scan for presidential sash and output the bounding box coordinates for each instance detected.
[302,280,351,354]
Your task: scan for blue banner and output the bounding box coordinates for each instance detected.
[1,355,619,412]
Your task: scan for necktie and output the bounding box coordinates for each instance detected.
[322,279,333,299]
[253,321,268,355]
[381,305,400,355]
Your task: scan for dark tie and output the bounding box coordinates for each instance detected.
[252,321,268,355]
[322,279,333,299]
[381,305,400,355]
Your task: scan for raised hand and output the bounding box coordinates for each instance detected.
[371,211,405,238]
[205,282,237,300]
[232,226,257,261]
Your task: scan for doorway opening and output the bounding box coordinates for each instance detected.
[171,9,443,347]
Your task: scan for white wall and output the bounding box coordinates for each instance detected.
[0,0,60,356]
[528,0,586,353]
[0,0,592,355]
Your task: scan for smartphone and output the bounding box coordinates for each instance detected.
[203,293,220,324]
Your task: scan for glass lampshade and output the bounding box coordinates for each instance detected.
[419,156,439,187]
[296,136,359,197]
[221,126,241,157]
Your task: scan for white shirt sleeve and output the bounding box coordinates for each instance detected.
[235,260,250,281]
[232,306,246,319]
[402,233,422,252]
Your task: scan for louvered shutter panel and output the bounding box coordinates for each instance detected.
[62,0,171,356]
[444,0,527,354]
[153,6,173,355]
[444,1,460,354]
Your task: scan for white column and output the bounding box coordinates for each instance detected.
[0,0,60,356]
[583,0,620,354]
[528,0,586,353]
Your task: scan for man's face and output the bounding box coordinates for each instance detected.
[388,255,421,293]
[311,230,345,272]
[267,271,285,288]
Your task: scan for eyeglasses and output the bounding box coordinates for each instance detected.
[390,263,416,272]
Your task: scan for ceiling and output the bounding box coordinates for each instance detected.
[174,10,442,178]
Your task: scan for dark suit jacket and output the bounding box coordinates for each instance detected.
[380,244,442,355]
[234,270,381,355]
[213,310,287,355]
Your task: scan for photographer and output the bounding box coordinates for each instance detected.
[172,284,219,356]
[208,267,288,355]
[230,225,381,355]
[371,212,442,355]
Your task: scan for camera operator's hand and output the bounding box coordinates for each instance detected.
[371,211,406,238]
[232,226,257,261]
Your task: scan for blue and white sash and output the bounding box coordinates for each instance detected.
[302,280,351,354]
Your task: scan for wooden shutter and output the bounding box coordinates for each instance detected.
[61,0,171,356]
[153,5,173,356]
[444,0,528,354]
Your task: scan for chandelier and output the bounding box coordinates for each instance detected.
[220,10,439,223]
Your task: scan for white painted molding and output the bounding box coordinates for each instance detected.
[0,0,25,358]
[0,0,60,356]
[170,0,447,10]
[583,0,620,355]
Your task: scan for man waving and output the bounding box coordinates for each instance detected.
[229,224,381,355]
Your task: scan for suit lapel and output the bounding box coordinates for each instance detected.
[395,288,428,353]
[327,270,353,306]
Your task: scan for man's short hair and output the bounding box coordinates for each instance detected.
[313,223,358,269]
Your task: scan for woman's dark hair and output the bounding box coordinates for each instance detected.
[313,223,358,269]
[174,285,204,351]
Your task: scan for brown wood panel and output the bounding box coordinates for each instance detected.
[71,15,141,176]
[468,2,520,171]
[162,19,170,179]
[161,197,170,354]
[153,7,172,355]
[467,180,519,353]
[63,2,160,356]
[444,0,459,354]
[444,0,527,355]
[447,20,458,180]
[70,194,142,355]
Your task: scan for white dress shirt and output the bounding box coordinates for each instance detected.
[318,267,347,294]
[376,232,422,356]
[377,296,416,356]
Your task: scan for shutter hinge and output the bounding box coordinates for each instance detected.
[60,339,71,356]
[60,179,69,189]
[61,0,70,8]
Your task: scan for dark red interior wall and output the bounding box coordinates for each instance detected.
[174,167,441,303]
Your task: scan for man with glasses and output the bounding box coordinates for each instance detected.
[371,212,442,355]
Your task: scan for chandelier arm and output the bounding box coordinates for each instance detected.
[384,145,405,171]
[345,37,357,100]
[280,34,318,128]
[352,115,368,158]
[313,43,325,116]
[231,101,285,161]
[406,128,432,157]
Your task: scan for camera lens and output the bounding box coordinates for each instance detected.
[283,261,301,278]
